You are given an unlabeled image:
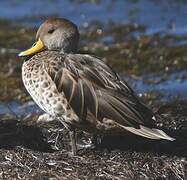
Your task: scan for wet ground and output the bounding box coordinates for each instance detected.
[0,0,187,179]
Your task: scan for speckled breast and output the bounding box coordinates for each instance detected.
[22,59,67,117]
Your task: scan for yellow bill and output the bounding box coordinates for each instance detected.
[18,38,45,57]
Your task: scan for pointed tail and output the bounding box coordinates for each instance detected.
[120,125,175,141]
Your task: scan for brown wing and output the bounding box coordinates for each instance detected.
[48,53,155,128]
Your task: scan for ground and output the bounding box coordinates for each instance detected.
[0,101,187,179]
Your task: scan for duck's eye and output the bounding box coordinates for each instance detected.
[48,29,55,34]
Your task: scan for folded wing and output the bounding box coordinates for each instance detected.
[48,54,174,141]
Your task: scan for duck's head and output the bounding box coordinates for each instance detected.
[19,18,79,56]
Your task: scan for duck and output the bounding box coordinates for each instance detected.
[19,18,175,155]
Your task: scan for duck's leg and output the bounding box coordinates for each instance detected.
[58,118,77,155]
[91,134,99,146]
[69,128,77,155]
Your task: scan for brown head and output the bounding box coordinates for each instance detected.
[19,18,79,56]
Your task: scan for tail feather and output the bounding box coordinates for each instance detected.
[140,125,175,141]
[119,124,175,141]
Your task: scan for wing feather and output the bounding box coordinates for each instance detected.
[48,54,155,129]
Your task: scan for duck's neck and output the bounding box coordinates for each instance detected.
[59,43,78,54]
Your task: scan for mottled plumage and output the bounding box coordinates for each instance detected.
[19,18,175,155]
